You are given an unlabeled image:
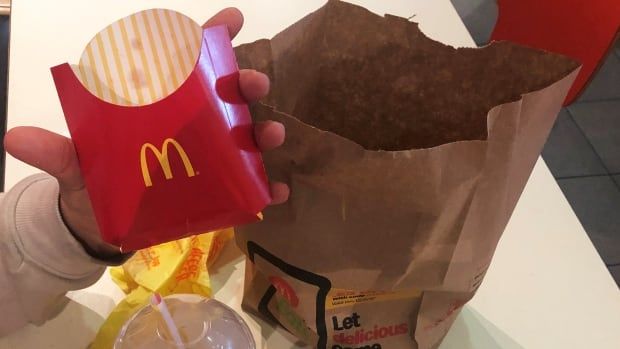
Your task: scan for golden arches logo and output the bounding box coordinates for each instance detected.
[140,138,196,187]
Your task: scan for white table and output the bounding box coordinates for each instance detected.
[3,1,620,348]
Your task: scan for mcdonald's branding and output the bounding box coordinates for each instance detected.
[140,138,197,187]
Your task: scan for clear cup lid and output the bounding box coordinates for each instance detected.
[114,294,256,349]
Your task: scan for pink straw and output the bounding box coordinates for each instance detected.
[150,293,186,349]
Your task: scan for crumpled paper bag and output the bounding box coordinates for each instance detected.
[233,1,580,348]
[90,229,233,349]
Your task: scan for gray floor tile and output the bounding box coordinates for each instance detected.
[613,175,620,190]
[609,265,620,287]
[557,176,620,265]
[577,53,620,102]
[450,0,497,46]
[451,0,486,18]
[542,109,607,178]
[569,100,620,173]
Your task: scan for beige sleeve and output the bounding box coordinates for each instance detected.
[0,174,106,335]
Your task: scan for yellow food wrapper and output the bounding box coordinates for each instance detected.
[90,229,233,349]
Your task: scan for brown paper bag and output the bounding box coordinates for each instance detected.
[234,1,580,348]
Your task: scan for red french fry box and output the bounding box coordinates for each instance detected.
[51,25,270,251]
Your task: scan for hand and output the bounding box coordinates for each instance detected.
[4,8,289,257]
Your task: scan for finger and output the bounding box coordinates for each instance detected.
[239,69,270,103]
[255,121,285,151]
[4,126,84,191]
[269,182,290,205]
[202,7,244,39]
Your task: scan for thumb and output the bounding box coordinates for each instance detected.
[4,126,84,191]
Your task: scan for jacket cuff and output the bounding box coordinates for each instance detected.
[10,174,105,279]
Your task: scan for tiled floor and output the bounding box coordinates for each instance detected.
[452,0,620,287]
[542,109,607,177]
[557,176,620,265]
[569,100,620,172]
[548,53,620,286]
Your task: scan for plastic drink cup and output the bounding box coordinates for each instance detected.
[114,294,256,349]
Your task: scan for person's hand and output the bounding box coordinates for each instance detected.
[3,8,288,257]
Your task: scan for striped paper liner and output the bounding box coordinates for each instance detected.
[73,9,203,106]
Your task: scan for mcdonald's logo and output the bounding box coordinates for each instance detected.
[140,138,196,187]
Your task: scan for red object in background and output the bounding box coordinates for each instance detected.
[491,0,620,105]
[51,25,271,251]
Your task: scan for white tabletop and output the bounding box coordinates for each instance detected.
[3,1,620,348]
